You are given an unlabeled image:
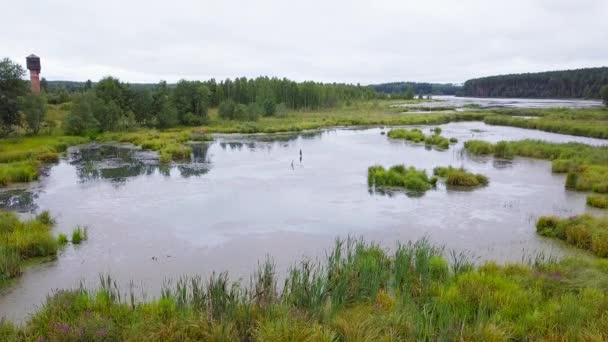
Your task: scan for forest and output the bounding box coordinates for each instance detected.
[371,82,461,96]
[463,67,608,99]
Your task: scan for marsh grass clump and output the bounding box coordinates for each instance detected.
[71,226,88,244]
[536,214,608,257]
[587,194,608,209]
[463,140,494,155]
[0,211,58,285]
[57,233,68,245]
[433,166,489,187]
[11,237,608,340]
[388,128,451,149]
[0,161,39,186]
[368,165,436,193]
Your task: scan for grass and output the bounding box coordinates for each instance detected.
[368,165,437,193]
[484,107,608,139]
[387,127,452,149]
[71,226,88,245]
[464,139,608,193]
[433,166,489,187]
[536,215,608,257]
[0,211,60,288]
[587,194,608,208]
[0,135,88,187]
[2,238,608,340]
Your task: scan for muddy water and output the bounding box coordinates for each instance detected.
[1,121,607,322]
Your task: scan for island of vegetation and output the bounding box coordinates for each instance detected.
[433,166,489,187]
[387,127,454,149]
[368,165,437,193]
[536,215,608,257]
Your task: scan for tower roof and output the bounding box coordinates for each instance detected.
[27,54,39,58]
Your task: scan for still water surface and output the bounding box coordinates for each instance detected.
[1,121,607,322]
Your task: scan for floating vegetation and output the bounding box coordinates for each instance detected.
[368,165,437,193]
[587,194,608,209]
[3,238,608,340]
[387,128,451,149]
[536,214,608,257]
[433,166,489,187]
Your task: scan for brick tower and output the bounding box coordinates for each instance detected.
[26,54,41,94]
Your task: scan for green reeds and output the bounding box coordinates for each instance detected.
[433,166,489,187]
[71,226,88,244]
[368,165,437,192]
[536,214,608,257]
[13,237,608,340]
[587,194,608,209]
[388,128,451,149]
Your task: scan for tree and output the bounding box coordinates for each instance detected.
[262,98,276,116]
[65,92,100,135]
[601,85,608,107]
[95,76,127,109]
[173,80,210,124]
[404,87,415,100]
[218,99,236,120]
[0,58,27,135]
[19,93,47,134]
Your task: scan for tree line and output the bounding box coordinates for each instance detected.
[463,67,608,99]
[1,57,377,137]
[371,82,462,97]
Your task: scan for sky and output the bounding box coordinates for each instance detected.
[2,0,607,84]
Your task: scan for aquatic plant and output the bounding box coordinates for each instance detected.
[433,166,489,187]
[57,233,68,246]
[71,226,88,245]
[388,128,451,149]
[463,140,494,155]
[9,237,608,340]
[368,165,436,192]
[536,214,608,257]
[587,194,608,209]
[449,137,458,143]
[0,161,39,186]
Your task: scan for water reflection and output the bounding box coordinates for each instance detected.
[0,189,37,212]
[69,143,212,184]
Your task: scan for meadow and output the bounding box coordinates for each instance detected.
[1,238,608,341]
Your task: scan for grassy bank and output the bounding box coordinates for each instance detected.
[368,165,437,193]
[1,238,608,340]
[433,166,489,187]
[0,211,59,288]
[464,139,608,193]
[536,215,608,257]
[483,108,608,139]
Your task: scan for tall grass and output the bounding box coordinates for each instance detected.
[0,211,59,285]
[587,194,608,208]
[368,165,437,193]
[387,128,451,149]
[433,166,489,187]
[536,214,608,257]
[9,238,608,340]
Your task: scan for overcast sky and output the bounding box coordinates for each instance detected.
[3,0,607,84]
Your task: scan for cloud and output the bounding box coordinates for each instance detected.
[2,0,607,84]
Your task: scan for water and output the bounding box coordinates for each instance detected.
[1,121,607,323]
[399,95,604,110]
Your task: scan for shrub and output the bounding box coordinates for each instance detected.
[219,100,237,120]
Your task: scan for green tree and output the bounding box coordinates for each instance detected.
[218,99,236,120]
[0,58,27,135]
[65,92,100,135]
[156,100,178,128]
[173,80,210,124]
[19,93,47,134]
[262,98,276,116]
[404,87,415,100]
[95,76,127,109]
[601,85,608,107]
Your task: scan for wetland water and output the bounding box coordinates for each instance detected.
[2,121,608,322]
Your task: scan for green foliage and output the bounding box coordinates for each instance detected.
[601,85,608,107]
[433,166,489,187]
[65,91,101,135]
[463,67,608,98]
[9,239,608,340]
[0,58,27,136]
[57,233,68,245]
[388,128,451,149]
[463,140,494,155]
[218,99,237,120]
[368,165,436,192]
[587,194,608,209]
[173,80,210,125]
[0,211,58,284]
[536,214,608,257]
[0,161,39,186]
[19,93,48,134]
[71,226,88,245]
[262,98,276,116]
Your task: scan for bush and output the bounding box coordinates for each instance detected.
[262,98,276,116]
[218,100,237,120]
